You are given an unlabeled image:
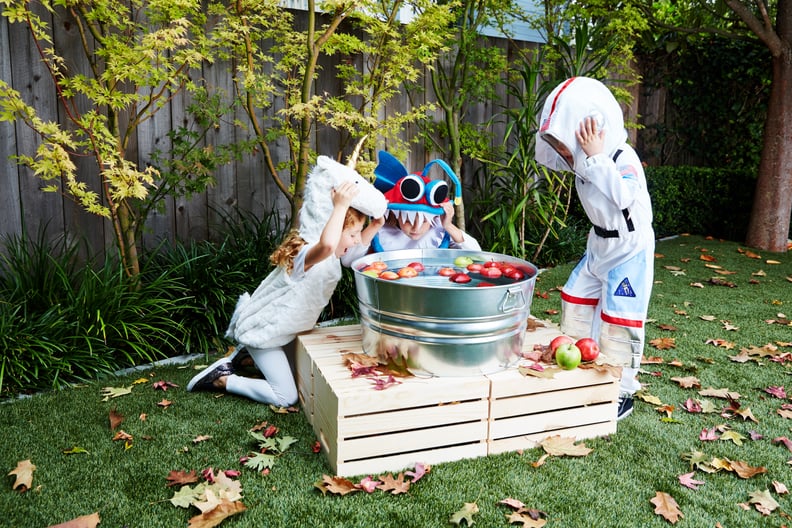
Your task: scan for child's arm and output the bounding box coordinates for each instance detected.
[440,202,467,244]
[361,216,385,246]
[304,181,358,271]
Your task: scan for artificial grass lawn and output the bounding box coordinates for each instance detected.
[2,234,792,527]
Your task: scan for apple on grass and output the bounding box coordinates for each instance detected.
[576,337,600,362]
[555,343,581,370]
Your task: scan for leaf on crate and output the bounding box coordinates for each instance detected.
[342,352,380,368]
[519,364,557,379]
[8,459,35,492]
[650,491,684,524]
[578,363,622,378]
[539,435,592,457]
[449,502,479,526]
[678,472,705,490]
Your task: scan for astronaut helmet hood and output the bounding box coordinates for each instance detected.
[535,77,628,172]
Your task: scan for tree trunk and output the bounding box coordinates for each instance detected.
[745,8,792,252]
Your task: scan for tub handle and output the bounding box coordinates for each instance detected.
[499,287,526,313]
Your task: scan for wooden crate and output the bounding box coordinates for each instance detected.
[296,322,619,477]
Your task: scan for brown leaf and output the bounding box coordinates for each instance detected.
[649,337,676,350]
[728,460,767,479]
[342,352,380,368]
[8,459,35,492]
[739,248,762,259]
[698,387,741,400]
[650,491,684,524]
[47,512,101,528]
[540,435,593,457]
[319,475,359,495]
[166,469,199,487]
[112,430,133,442]
[505,511,547,527]
[671,376,700,389]
[772,481,789,495]
[657,323,678,331]
[704,338,735,349]
[108,408,124,431]
[377,472,410,495]
[187,499,247,528]
[699,254,717,262]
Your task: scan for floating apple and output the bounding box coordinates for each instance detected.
[483,261,500,269]
[378,270,399,280]
[362,269,380,278]
[480,266,502,279]
[467,263,484,273]
[453,255,474,268]
[437,267,456,277]
[505,269,525,281]
[449,272,472,283]
[369,261,388,271]
[476,281,496,287]
[397,266,419,278]
[407,261,425,272]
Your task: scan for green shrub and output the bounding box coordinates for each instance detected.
[0,232,189,397]
[646,166,756,240]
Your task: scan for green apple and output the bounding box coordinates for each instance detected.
[555,343,581,370]
[453,255,474,268]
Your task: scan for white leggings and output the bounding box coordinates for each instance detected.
[224,346,298,407]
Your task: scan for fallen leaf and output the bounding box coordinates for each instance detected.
[47,512,101,528]
[540,435,592,457]
[377,472,410,495]
[728,460,767,479]
[100,385,133,401]
[747,489,779,515]
[772,481,788,495]
[187,499,246,528]
[671,376,700,389]
[678,472,705,490]
[357,476,380,493]
[699,387,740,400]
[109,408,124,430]
[649,337,676,350]
[449,502,479,526]
[650,491,683,524]
[8,459,35,492]
[405,462,430,483]
[166,470,200,487]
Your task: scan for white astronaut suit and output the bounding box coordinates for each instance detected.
[535,77,655,396]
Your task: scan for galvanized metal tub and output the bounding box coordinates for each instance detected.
[351,249,538,376]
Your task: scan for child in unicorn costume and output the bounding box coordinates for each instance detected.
[188,156,387,406]
[341,151,480,266]
[534,77,655,420]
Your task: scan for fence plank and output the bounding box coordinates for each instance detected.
[0,16,22,243]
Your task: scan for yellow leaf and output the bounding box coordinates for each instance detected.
[540,435,593,457]
[8,459,35,492]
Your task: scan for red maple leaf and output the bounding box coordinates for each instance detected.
[766,386,787,399]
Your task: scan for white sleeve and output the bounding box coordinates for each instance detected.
[340,243,370,268]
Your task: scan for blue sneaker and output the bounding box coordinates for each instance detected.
[617,395,634,420]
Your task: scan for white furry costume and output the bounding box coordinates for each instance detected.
[535,77,654,396]
[225,156,386,350]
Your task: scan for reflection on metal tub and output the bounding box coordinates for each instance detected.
[352,249,538,376]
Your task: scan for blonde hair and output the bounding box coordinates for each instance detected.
[271,207,367,273]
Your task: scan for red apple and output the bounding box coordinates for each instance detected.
[378,271,399,280]
[449,272,472,283]
[480,267,502,279]
[397,266,418,278]
[467,263,484,273]
[575,337,600,362]
[483,260,500,269]
[504,269,525,281]
[437,267,456,277]
[549,335,574,353]
[369,261,388,271]
[476,281,496,287]
[407,261,425,272]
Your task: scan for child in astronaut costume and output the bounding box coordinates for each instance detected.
[187,156,387,406]
[341,151,480,266]
[534,77,654,419]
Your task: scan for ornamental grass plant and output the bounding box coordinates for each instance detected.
[2,234,792,527]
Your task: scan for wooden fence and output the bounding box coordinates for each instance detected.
[0,9,661,261]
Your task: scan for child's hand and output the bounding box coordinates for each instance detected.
[440,201,455,230]
[576,116,605,158]
[332,180,359,209]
